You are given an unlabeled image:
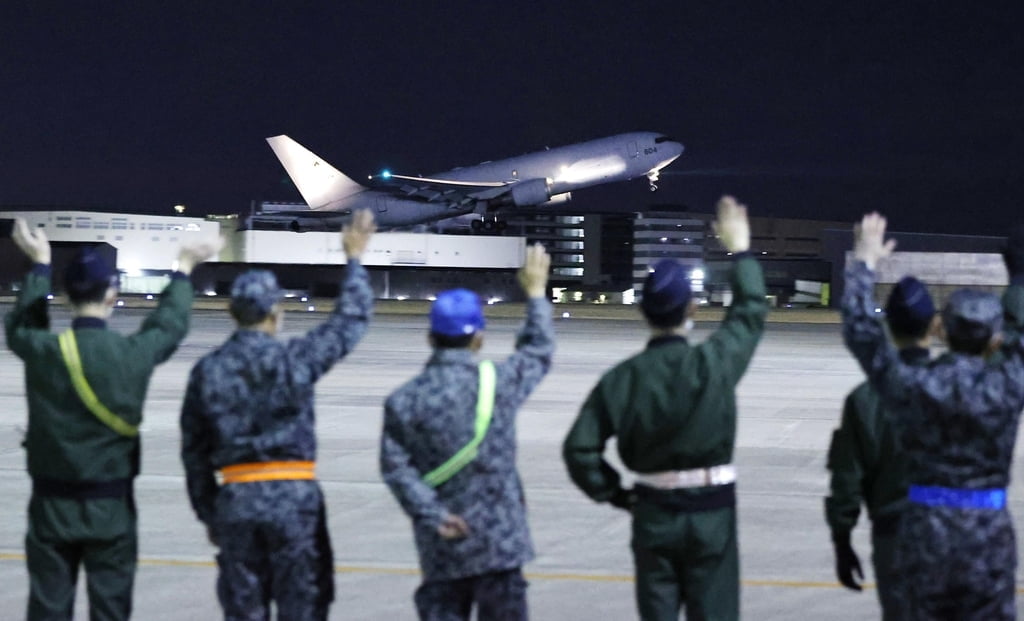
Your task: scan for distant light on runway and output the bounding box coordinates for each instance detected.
[46,294,54,301]
[307,305,316,312]
[146,294,154,300]
[173,204,186,214]
[116,300,125,307]
[562,312,570,319]
[204,290,217,297]
[487,297,502,305]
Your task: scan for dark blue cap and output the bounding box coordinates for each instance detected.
[430,288,485,336]
[885,276,935,337]
[230,270,283,325]
[942,288,1003,343]
[64,248,118,296]
[641,259,692,314]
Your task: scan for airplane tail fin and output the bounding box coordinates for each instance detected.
[266,135,366,210]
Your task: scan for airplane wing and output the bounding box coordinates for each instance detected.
[367,172,513,206]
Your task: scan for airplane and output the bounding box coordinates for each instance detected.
[259,131,684,232]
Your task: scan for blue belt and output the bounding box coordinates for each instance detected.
[908,485,1006,510]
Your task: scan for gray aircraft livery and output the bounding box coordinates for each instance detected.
[262,132,684,231]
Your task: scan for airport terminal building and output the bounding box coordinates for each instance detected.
[0,205,1012,309]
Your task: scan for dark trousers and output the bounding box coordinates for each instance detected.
[871,529,899,621]
[25,496,137,621]
[631,496,738,621]
[414,568,528,621]
[214,500,334,621]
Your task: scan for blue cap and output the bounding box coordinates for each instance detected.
[64,248,118,296]
[641,259,692,314]
[885,276,935,337]
[430,288,485,336]
[230,270,283,325]
[942,289,1003,343]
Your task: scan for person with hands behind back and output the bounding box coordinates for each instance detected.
[563,196,768,621]
[380,243,554,621]
[5,218,221,621]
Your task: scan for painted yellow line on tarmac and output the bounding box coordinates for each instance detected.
[4,552,1022,592]
[0,552,849,588]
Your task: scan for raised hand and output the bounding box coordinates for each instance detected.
[712,196,751,254]
[342,209,376,259]
[177,237,226,275]
[517,243,551,299]
[11,218,51,265]
[854,212,897,270]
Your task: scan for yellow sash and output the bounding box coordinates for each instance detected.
[58,330,139,437]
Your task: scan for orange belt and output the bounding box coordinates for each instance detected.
[220,461,316,484]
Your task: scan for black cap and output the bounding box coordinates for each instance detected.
[885,276,935,337]
[64,248,118,298]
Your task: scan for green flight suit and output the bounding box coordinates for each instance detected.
[4,265,193,621]
[824,347,927,620]
[563,255,767,621]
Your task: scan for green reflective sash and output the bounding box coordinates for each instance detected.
[423,360,496,488]
[58,330,139,437]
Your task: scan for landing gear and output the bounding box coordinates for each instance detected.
[647,170,661,192]
[470,218,507,234]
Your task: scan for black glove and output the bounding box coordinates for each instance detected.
[832,532,863,592]
[608,487,638,512]
[1003,224,1024,279]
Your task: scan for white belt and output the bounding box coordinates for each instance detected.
[635,464,736,489]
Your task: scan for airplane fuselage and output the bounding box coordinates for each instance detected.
[263,131,683,229]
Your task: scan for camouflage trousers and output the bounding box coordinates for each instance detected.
[212,481,334,621]
[414,568,528,621]
[890,504,1016,620]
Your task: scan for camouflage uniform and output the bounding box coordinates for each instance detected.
[380,297,554,620]
[824,347,926,619]
[842,261,1024,619]
[5,264,193,621]
[180,261,373,620]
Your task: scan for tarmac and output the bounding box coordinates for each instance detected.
[0,301,1022,620]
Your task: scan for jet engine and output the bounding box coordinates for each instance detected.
[543,192,572,206]
[509,178,552,206]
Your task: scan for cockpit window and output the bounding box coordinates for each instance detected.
[655,136,675,144]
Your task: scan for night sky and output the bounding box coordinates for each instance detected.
[2,3,1022,235]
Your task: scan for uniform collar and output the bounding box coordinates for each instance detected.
[231,328,277,343]
[428,348,478,366]
[72,317,106,329]
[647,335,688,349]
[899,346,930,365]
